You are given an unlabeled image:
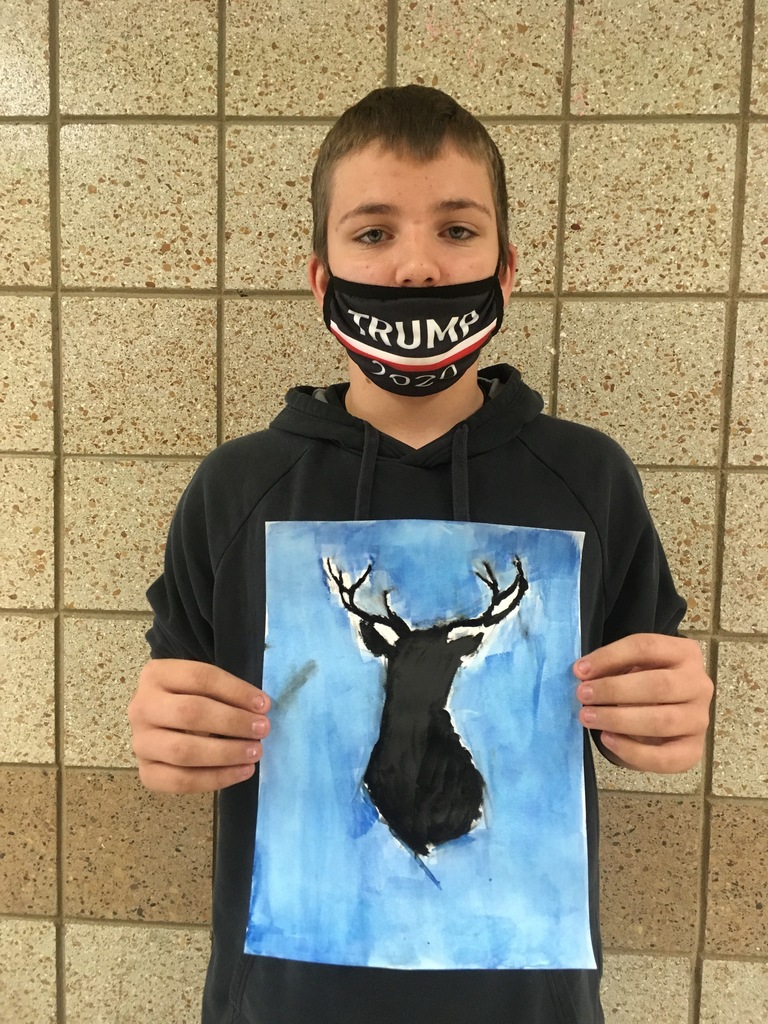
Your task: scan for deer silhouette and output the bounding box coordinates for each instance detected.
[324,557,528,857]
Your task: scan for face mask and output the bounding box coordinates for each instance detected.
[323,275,505,396]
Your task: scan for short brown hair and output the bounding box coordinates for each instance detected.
[311,85,510,271]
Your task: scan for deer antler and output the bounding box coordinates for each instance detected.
[324,560,409,636]
[449,557,528,630]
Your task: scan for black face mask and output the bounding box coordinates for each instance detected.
[323,275,505,396]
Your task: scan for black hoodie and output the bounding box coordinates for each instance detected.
[146,364,685,1024]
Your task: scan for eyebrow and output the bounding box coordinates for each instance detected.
[337,198,492,227]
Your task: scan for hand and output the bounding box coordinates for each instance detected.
[574,634,713,774]
[128,659,271,793]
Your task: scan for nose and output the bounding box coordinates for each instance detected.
[393,231,441,287]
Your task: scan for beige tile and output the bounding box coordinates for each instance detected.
[0,295,53,451]
[570,0,741,115]
[66,923,209,1024]
[0,124,50,286]
[0,615,55,763]
[227,0,386,115]
[398,0,566,115]
[712,643,768,798]
[60,124,217,289]
[491,300,554,406]
[225,124,326,292]
[753,0,768,114]
[600,794,700,951]
[0,0,49,115]
[64,770,212,923]
[0,457,54,610]
[62,458,197,612]
[741,125,768,294]
[0,767,57,915]
[488,124,560,294]
[0,918,57,1024]
[720,473,768,633]
[59,0,217,115]
[706,801,768,955]
[701,960,768,1023]
[564,124,735,293]
[730,303,768,466]
[601,953,691,1024]
[61,297,217,456]
[64,617,152,768]
[557,302,724,465]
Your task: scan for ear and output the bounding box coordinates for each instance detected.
[308,254,331,309]
[497,243,517,304]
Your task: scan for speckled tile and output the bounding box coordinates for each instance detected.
[0,457,54,609]
[700,960,768,1024]
[61,297,217,456]
[741,125,768,294]
[0,295,52,452]
[225,124,325,292]
[720,473,768,633]
[491,299,554,405]
[570,0,742,115]
[599,793,700,951]
[601,953,691,1024]
[64,770,213,922]
[65,922,209,1024]
[0,918,57,1024]
[0,615,55,763]
[227,0,386,115]
[60,124,217,289]
[730,303,768,466]
[557,302,723,465]
[62,458,197,612]
[712,643,768,798]
[706,801,768,955]
[0,124,50,286]
[0,0,49,115]
[0,767,57,915]
[753,0,768,114]
[397,0,566,115]
[59,0,217,115]
[487,124,560,293]
[63,617,152,768]
[564,124,735,293]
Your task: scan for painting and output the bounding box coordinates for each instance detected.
[245,519,595,970]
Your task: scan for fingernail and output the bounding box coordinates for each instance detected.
[601,732,618,747]
[239,764,256,778]
[246,746,259,759]
[579,685,594,702]
[252,720,264,737]
[252,692,265,712]
[582,709,597,724]
[576,659,591,677]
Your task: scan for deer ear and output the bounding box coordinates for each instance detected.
[360,620,397,657]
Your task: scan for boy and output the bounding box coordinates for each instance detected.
[129,86,712,1024]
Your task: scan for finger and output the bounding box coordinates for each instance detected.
[141,659,271,713]
[575,635,702,680]
[579,700,708,739]
[598,732,705,774]
[141,691,270,740]
[576,668,704,707]
[132,727,266,769]
[136,760,257,795]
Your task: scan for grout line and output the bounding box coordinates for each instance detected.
[217,0,227,450]
[386,0,398,87]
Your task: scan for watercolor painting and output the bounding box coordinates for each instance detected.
[245,519,595,971]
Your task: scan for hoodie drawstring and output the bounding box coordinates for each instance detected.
[451,423,470,522]
[354,420,380,520]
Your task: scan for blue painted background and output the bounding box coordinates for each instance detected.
[245,519,595,970]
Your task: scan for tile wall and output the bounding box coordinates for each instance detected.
[1,1,766,1021]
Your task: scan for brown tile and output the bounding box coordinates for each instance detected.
[492,300,554,407]
[570,0,742,115]
[0,457,54,610]
[720,473,768,633]
[226,0,386,115]
[0,296,53,452]
[700,959,768,1023]
[398,0,566,115]
[713,643,768,798]
[61,297,217,456]
[64,770,213,923]
[60,124,217,289]
[0,615,55,763]
[730,302,768,466]
[599,793,700,951]
[488,124,561,294]
[706,801,768,955]
[557,302,723,466]
[564,124,735,293]
[0,918,57,1024]
[601,953,691,1023]
[59,0,217,114]
[225,124,326,291]
[65,922,209,1024]
[0,767,57,915]
[741,125,768,294]
[63,617,152,768]
[0,124,50,286]
[62,458,197,612]
[753,0,768,114]
[0,0,49,115]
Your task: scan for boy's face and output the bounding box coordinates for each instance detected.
[309,142,516,302]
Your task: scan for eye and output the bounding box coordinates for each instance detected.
[444,225,477,241]
[354,228,388,245]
